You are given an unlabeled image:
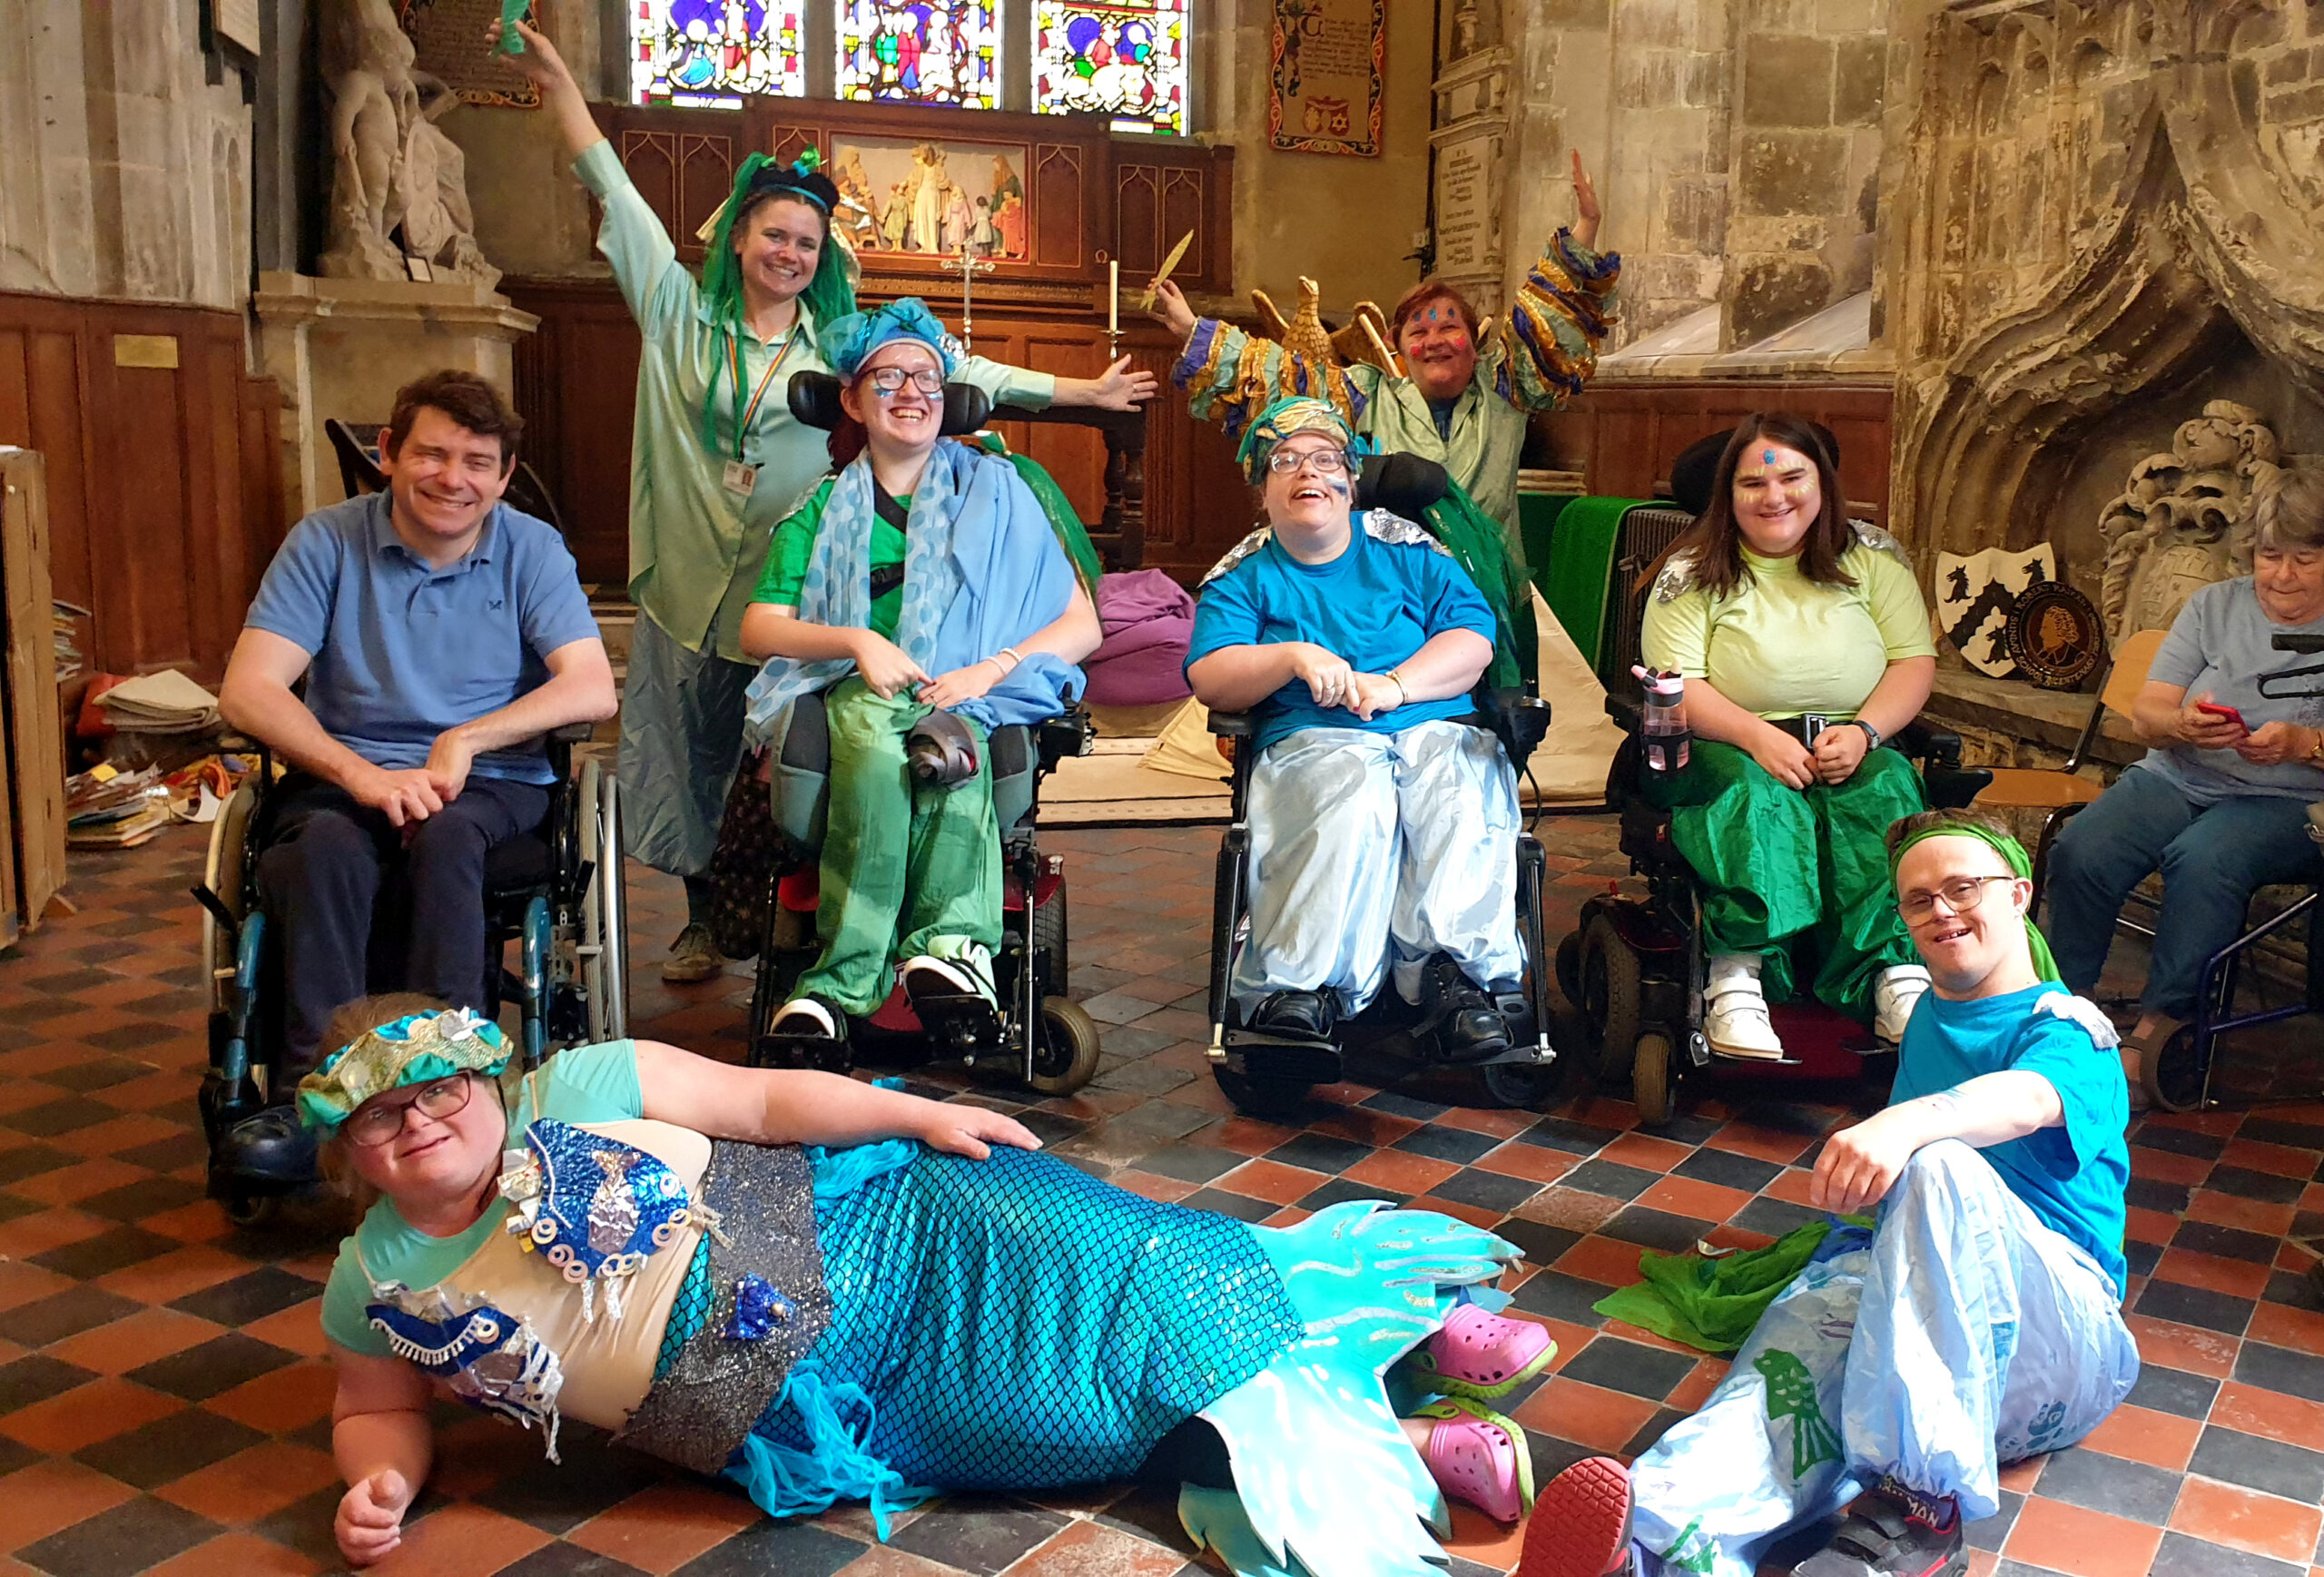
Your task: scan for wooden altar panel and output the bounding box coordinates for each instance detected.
[1536,381,1896,526]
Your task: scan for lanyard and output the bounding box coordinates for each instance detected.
[726,320,799,461]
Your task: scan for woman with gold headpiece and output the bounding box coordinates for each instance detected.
[1186,397,1529,1058]
[306,996,1555,1573]
[497,20,1155,985]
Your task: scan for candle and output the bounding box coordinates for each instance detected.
[1108,260,1119,335]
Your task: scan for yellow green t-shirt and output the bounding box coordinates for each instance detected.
[1640,534,1935,720]
[752,477,910,642]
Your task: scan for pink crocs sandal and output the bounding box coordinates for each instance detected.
[1411,1303,1557,1400]
[1415,1397,1533,1524]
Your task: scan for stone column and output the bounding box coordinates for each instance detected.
[252,273,539,517]
[1431,46,1514,315]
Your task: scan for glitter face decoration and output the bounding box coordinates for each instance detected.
[1763,448,1777,464]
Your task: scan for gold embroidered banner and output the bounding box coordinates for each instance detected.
[1267,0,1384,157]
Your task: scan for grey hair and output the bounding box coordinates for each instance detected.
[2250,466,2324,554]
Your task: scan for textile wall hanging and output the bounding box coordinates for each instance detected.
[1267,0,1384,157]
[399,0,543,109]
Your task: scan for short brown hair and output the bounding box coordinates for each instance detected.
[384,371,522,468]
[1389,279,1482,344]
[314,991,458,1212]
[2251,467,2324,555]
[1882,807,2014,865]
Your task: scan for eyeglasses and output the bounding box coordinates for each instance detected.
[344,1074,476,1148]
[1266,448,1349,477]
[866,367,946,396]
[1896,874,2018,924]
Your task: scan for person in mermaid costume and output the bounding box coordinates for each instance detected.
[310,993,1561,1571]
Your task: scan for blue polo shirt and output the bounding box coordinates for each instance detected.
[1186,519,1498,751]
[244,493,601,784]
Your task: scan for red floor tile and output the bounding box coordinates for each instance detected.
[2211,1380,2324,1454]
[1215,1158,1328,1206]
[0,1458,139,1553]
[1551,1234,1648,1288]
[1636,1173,1753,1224]
[2126,1313,2242,1379]
[1511,1377,1659,1454]
[1474,1142,1579,1186]
[0,1375,184,1454]
[1344,1148,1462,1195]
[2004,1495,2164,1577]
[2073,1403,2205,1471]
[2168,1475,2324,1565]
[155,1440,342,1524]
[566,1482,766,1573]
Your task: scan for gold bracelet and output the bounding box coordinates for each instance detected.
[1384,668,1408,706]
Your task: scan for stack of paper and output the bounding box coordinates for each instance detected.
[53,601,89,683]
[65,764,172,849]
[93,669,222,736]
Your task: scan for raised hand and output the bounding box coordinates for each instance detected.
[1571,150,1602,251]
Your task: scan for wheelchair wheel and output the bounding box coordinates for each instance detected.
[1480,1060,1556,1110]
[1027,996,1102,1096]
[1216,1067,1313,1120]
[1632,1031,1674,1127]
[201,784,260,1018]
[1031,883,1070,992]
[2142,1024,2207,1114]
[1581,915,1642,1081]
[578,757,629,1042]
[220,1191,279,1231]
[1554,930,1582,1008]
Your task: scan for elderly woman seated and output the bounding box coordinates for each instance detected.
[1640,412,1939,1060]
[2046,467,2324,1098]
[1185,397,1522,1057]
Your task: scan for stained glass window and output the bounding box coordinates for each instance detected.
[1033,0,1185,133]
[835,1,1000,109]
[631,0,803,107]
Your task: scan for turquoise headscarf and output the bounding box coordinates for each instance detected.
[818,297,961,382]
[1236,395,1362,483]
[1888,821,2060,982]
[697,149,860,456]
[296,1008,513,1133]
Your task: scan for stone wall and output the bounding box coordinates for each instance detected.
[1881,0,2324,609]
[0,0,252,310]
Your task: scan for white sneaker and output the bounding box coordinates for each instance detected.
[771,997,839,1038]
[1704,952,1785,1060]
[901,950,998,1009]
[1873,965,1932,1044]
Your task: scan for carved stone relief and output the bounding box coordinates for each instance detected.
[2096,400,2289,637]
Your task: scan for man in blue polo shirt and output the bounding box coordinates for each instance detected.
[216,370,615,1177]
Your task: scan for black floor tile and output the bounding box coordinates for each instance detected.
[166,1265,323,1325]
[0,1282,142,1347]
[0,1352,99,1411]
[1298,1177,1408,1212]
[2233,1118,2324,1154]
[2133,1280,2254,1336]
[2031,1445,2181,1523]
[2209,1165,2308,1205]
[496,1543,654,1577]
[2171,1220,2281,1265]
[1559,1158,1661,1201]
[884,1495,1070,1576]
[2186,1424,2324,1504]
[2147,1532,2305,1577]
[477,1440,673,1534]
[1493,1217,1583,1267]
[2132,1125,2231,1160]
[2126,1239,2165,1279]
[1423,1168,1542,1214]
[35,1055,157,1093]
[1671,1146,1781,1194]
[1729,1195,1828,1239]
[1393,1126,1502,1166]
[1134,1144,1246,1184]
[2233,1341,2324,1404]
[1559,1336,1698,1401]
[1,1093,123,1136]
[74,1408,268,1491]
[2127,1177,2194,1214]
[127,1332,298,1403]
[2261,1268,2322,1311]
[74,1175,207,1225]
[27,1225,182,1281]
[1623,1405,1688,1457]
[1600,1207,1719,1255]
[1263,1132,1373,1176]
[1965,1488,2024,1552]
[2125,1362,2221,1419]
[1518,1116,1622,1156]
[16,1495,220,1577]
[0,1141,80,1186]
[1181,1188,1277,1223]
[1362,1091,1452,1120]
[1510,1269,1615,1326]
[109,1130,212,1174]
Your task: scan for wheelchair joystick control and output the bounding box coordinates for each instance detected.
[1634,666,1690,774]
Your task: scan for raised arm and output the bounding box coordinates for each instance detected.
[494,19,601,161]
[633,1040,1038,1158]
[1148,281,1371,440]
[1495,153,1621,414]
[330,1345,435,1568]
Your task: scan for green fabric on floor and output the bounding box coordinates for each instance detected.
[1591,1220,1839,1355]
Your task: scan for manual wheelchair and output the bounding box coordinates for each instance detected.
[193,725,627,1225]
[741,370,1103,1096]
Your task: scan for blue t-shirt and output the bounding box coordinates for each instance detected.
[2137,576,2324,805]
[1889,985,2130,1296]
[320,1040,644,1355]
[1185,518,1498,751]
[244,493,603,785]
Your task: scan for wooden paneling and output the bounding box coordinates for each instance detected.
[0,291,287,681]
[0,450,65,940]
[505,278,646,587]
[1536,380,1897,526]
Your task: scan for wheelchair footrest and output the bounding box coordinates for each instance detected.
[1217,1035,1344,1086]
[753,1030,852,1073]
[911,990,1002,1053]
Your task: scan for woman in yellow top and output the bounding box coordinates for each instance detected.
[497,19,1153,983]
[1640,414,1939,1060]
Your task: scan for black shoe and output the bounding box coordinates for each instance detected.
[217,1106,319,1186]
[1249,989,1335,1041]
[1793,1478,1965,1577]
[1427,959,1512,1063]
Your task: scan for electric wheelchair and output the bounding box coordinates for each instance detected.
[1199,454,1563,1118]
[1551,497,1991,1126]
[741,370,1103,1096]
[193,725,628,1225]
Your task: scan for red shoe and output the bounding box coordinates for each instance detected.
[1519,1455,1635,1577]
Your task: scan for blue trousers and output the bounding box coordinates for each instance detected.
[1627,1141,2137,1577]
[2045,764,2324,1018]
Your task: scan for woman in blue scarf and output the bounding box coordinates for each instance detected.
[738,300,1097,1040]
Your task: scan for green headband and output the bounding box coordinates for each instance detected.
[1888,823,2059,983]
[296,1009,513,1133]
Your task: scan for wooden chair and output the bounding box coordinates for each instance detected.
[1970,626,2168,898]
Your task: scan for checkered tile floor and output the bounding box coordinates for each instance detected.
[1,818,2320,1576]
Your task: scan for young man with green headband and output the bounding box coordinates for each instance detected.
[1521,810,2137,1577]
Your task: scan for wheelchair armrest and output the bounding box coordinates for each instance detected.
[1603,693,1643,735]
[1478,687,1551,761]
[1207,709,1257,739]
[548,722,596,744]
[1038,708,1094,772]
[1890,718,1962,769]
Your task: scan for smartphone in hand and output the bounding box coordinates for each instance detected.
[2194,700,2249,731]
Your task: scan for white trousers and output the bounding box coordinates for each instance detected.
[1236,719,1523,1014]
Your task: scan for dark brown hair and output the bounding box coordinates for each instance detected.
[733,187,832,252]
[384,371,523,468]
[1389,279,1482,344]
[1881,807,2014,864]
[1641,412,1856,598]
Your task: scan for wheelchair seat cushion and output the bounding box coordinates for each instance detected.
[484,833,554,895]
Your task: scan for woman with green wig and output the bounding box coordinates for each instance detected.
[497,19,1155,984]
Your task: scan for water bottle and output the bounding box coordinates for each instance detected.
[1633,665,1690,773]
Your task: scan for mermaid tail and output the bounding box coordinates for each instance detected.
[1184,1200,1524,1577]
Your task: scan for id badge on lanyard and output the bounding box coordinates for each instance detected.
[722,325,794,498]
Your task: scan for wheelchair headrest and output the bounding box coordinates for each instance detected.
[785,370,992,436]
[1667,419,1843,518]
[1354,452,1452,519]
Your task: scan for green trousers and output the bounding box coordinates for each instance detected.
[1645,738,1925,1020]
[798,678,1001,1016]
